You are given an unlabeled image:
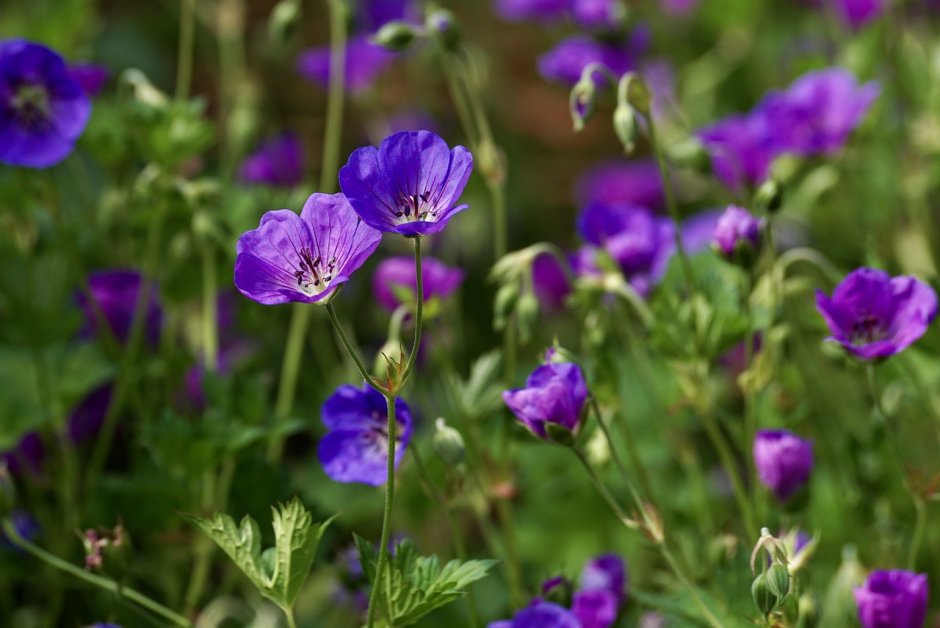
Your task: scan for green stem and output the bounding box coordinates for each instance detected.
[175,0,196,101]
[325,302,376,387]
[284,607,298,628]
[201,246,218,371]
[267,304,312,461]
[701,411,758,539]
[400,238,424,386]
[366,394,399,628]
[741,273,758,519]
[1,519,191,627]
[591,398,653,501]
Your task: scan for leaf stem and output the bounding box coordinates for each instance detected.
[366,393,399,628]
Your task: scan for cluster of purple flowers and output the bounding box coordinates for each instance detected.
[490,554,627,628]
[698,68,879,190]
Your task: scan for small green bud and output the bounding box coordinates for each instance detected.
[426,9,459,50]
[612,104,638,154]
[755,178,784,213]
[268,0,301,48]
[373,338,403,378]
[619,73,652,116]
[432,418,466,466]
[372,21,422,52]
[766,562,791,599]
[570,77,597,131]
[516,291,539,342]
[494,283,520,330]
[752,571,779,616]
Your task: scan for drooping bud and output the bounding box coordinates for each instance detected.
[755,178,784,213]
[612,103,638,154]
[268,0,301,48]
[752,571,779,615]
[372,21,422,52]
[433,418,466,466]
[618,72,652,116]
[570,76,597,131]
[426,8,459,50]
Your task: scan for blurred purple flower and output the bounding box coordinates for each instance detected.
[713,205,763,259]
[78,270,163,347]
[642,58,676,120]
[339,131,474,236]
[680,209,722,253]
[831,0,884,30]
[538,35,638,86]
[1,432,45,477]
[816,268,937,360]
[298,36,398,93]
[571,0,625,29]
[239,133,304,188]
[68,63,109,97]
[358,0,419,32]
[372,255,465,312]
[580,554,627,603]
[0,40,91,168]
[493,0,570,22]
[234,193,381,305]
[698,114,777,191]
[756,68,878,156]
[532,253,573,309]
[575,160,664,210]
[854,570,928,628]
[0,510,39,551]
[753,429,813,501]
[572,590,619,628]
[67,383,113,443]
[317,383,413,486]
[488,599,580,628]
[503,361,589,441]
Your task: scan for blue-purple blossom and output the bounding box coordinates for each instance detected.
[571,0,625,29]
[579,554,627,603]
[538,35,639,86]
[317,383,413,486]
[575,160,664,211]
[239,133,304,188]
[493,0,570,22]
[1,432,44,477]
[358,0,419,32]
[755,68,879,156]
[67,383,113,443]
[828,0,884,30]
[0,40,91,168]
[503,361,589,440]
[488,599,580,628]
[854,570,928,628]
[816,268,938,360]
[713,205,763,259]
[753,429,814,501]
[572,590,619,628]
[68,63,109,97]
[339,130,473,236]
[78,270,163,346]
[372,255,465,312]
[698,114,777,191]
[297,36,398,93]
[0,510,39,551]
[234,193,381,305]
[532,253,572,309]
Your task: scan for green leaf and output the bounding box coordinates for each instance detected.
[185,497,333,611]
[358,537,495,626]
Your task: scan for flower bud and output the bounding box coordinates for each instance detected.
[426,8,459,50]
[570,76,597,131]
[373,338,403,377]
[268,0,301,48]
[515,291,539,343]
[766,562,791,599]
[713,205,764,266]
[372,21,422,52]
[619,73,652,116]
[752,568,787,616]
[755,178,784,213]
[82,524,128,578]
[493,283,520,331]
[612,103,638,154]
[433,418,466,466]
[541,575,573,607]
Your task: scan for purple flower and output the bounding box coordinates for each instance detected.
[831,0,884,30]
[713,205,763,259]
[358,0,419,32]
[239,133,304,188]
[0,40,91,168]
[753,429,814,501]
[339,131,474,237]
[298,36,397,93]
[575,160,664,210]
[580,554,627,603]
[698,114,777,190]
[532,253,572,309]
[571,0,625,29]
[1,432,45,477]
[503,362,589,441]
[538,35,638,86]
[67,383,113,443]
[0,510,39,551]
[680,209,723,253]
[815,268,938,360]
[68,63,109,97]
[756,68,879,156]
[317,383,413,486]
[78,270,163,346]
[854,570,928,628]
[372,255,465,312]
[493,0,570,22]
[234,193,381,305]
[572,590,619,628]
[488,600,580,628]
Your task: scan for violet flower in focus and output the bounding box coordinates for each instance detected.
[816,268,937,360]
[0,40,91,168]
[756,68,879,156]
[753,429,814,501]
[854,570,928,628]
[239,133,304,188]
[339,131,473,236]
[372,255,465,312]
[234,193,381,305]
[503,361,589,441]
[68,63,109,97]
[298,36,398,93]
[78,270,163,346]
[317,383,413,486]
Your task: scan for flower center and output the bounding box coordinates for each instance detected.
[11,83,51,129]
[392,189,438,224]
[293,249,337,296]
[851,313,886,345]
